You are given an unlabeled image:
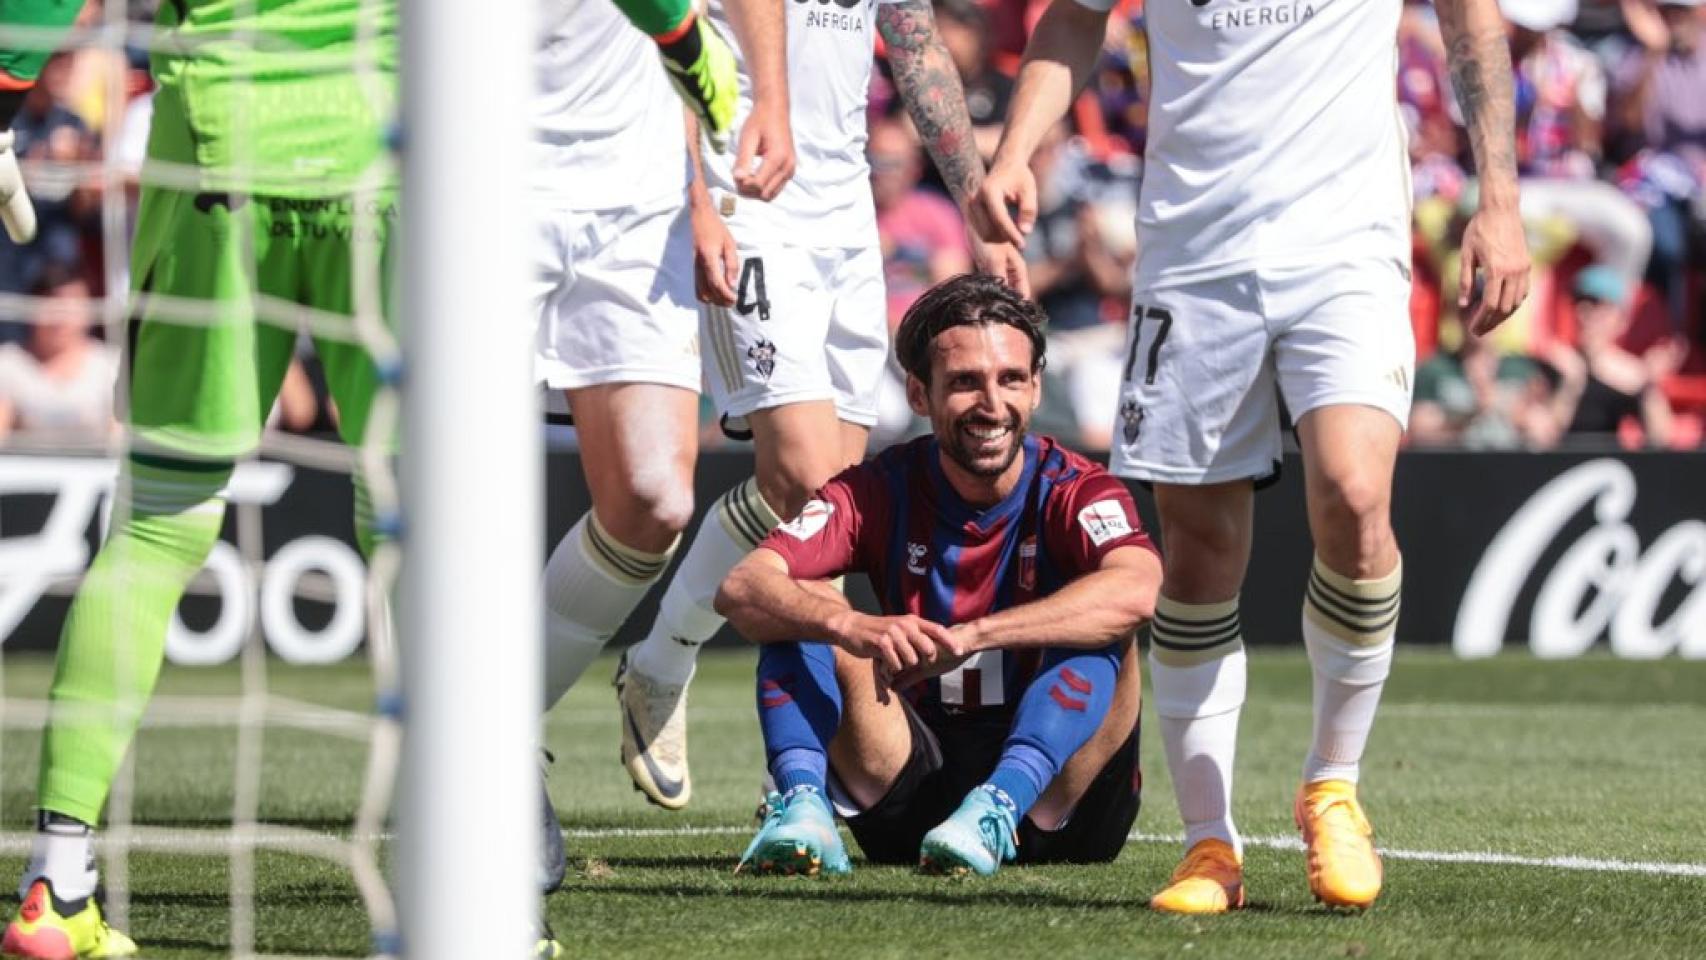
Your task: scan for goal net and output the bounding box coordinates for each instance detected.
[0,0,539,956]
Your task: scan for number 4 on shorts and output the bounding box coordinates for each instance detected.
[736,258,770,323]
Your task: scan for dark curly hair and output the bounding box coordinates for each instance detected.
[893,274,1048,386]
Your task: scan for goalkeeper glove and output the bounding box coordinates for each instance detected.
[0,129,36,244]
[656,13,738,153]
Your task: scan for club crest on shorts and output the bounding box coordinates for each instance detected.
[748,339,777,381]
[1120,399,1145,444]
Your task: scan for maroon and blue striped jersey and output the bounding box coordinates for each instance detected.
[761,434,1157,721]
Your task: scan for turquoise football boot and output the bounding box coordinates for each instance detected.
[735,790,785,874]
[742,786,851,877]
[919,785,1018,877]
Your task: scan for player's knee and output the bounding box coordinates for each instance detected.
[755,459,831,521]
[1160,510,1246,591]
[1313,471,1393,572]
[620,477,697,544]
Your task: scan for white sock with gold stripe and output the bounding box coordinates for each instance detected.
[1301,555,1401,784]
[542,513,676,708]
[629,478,782,685]
[1149,595,1246,857]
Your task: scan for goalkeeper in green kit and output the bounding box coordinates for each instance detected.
[2,0,402,954]
[0,0,735,955]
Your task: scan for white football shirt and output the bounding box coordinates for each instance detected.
[1076,0,1411,287]
[704,0,902,246]
[535,0,689,212]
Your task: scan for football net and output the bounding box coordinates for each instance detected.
[0,0,409,956]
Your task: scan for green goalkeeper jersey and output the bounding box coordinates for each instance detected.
[148,0,398,196]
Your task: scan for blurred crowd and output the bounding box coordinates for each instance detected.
[2,0,1703,451]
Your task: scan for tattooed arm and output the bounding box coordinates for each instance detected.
[878,0,1030,294]
[1436,0,1531,334]
[876,0,980,202]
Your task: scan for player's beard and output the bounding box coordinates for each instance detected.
[943,408,1026,479]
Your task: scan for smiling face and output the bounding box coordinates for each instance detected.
[907,322,1042,500]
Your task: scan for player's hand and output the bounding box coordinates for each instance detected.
[887,623,983,688]
[830,612,956,674]
[969,161,1037,250]
[0,130,38,244]
[733,99,795,201]
[1459,202,1530,337]
[690,195,739,306]
[967,226,1032,299]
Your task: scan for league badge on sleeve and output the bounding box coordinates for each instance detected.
[779,499,835,540]
[1077,500,1134,546]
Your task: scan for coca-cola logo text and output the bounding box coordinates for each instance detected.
[1453,459,1705,659]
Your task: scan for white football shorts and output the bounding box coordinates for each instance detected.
[1109,257,1415,485]
[532,197,701,393]
[701,243,888,434]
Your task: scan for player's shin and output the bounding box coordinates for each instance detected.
[756,642,842,797]
[34,459,231,866]
[631,478,782,685]
[985,646,1121,821]
[1148,596,1246,857]
[1300,555,1400,785]
[744,643,850,875]
[543,513,676,708]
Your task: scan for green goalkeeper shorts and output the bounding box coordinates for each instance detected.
[126,180,396,461]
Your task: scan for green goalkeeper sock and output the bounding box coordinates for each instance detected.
[37,458,231,826]
[611,0,693,39]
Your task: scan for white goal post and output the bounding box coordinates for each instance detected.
[398,0,542,956]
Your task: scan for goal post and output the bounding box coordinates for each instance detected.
[397,0,542,956]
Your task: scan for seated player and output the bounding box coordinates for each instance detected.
[716,274,1161,876]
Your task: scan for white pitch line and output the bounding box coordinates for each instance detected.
[1133,833,1706,879]
[0,825,1698,880]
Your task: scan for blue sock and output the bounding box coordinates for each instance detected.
[986,745,1052,817]
[772,748,827,797]
[756,642,842,798]
[984,645,1122,820]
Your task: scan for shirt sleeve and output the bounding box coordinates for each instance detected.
[1044,469,1156,576]
[758,464,881,580]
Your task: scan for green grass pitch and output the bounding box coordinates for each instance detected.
[1,649,1702,958]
